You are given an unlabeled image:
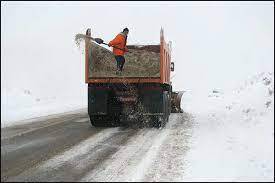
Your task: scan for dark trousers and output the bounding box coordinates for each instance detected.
[115,55,125,71]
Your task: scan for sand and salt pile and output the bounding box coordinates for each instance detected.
[75,33,160,78]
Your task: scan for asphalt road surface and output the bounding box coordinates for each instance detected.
[1,109,194,182]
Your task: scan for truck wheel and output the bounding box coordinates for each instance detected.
[89,115,106,127]
[89,115,120,127]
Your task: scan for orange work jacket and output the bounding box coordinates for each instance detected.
[108,33,128,56]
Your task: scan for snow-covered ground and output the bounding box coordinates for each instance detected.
[2,71,273,182]
[1,87,86,128]
[181,71,274,181]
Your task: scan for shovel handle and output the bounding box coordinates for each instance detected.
[102,43,127,52]
[86,36,130,52]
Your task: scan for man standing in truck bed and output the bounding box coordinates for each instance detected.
[108,28,129,75]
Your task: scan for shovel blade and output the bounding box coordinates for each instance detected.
[94,38,104,44]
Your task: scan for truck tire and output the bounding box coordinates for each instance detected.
[89,115,120,127]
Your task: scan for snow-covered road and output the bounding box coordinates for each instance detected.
[1,72,273,182]
[1,111,194,182]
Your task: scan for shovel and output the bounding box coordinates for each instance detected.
[95,38,131,53]
[85,36,129,52]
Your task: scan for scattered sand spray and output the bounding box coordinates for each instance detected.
[120,81,152,127]
[74,33,89,54]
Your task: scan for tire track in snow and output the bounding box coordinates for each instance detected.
[80,128,162,182]
[142,113,194,181]
[81,113,192,182]
[2,119,98,181]
[6,127,140,182]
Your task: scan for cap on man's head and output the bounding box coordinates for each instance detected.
[123,28,129,32]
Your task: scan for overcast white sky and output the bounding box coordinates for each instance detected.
[1,1,274,121]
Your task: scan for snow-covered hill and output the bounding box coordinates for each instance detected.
[181,71,274,181]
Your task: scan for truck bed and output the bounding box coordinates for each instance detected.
[85,29,171,84]
[88,43,160,78]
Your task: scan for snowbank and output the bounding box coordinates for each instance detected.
[1,87,86,128]
[181,71,274,181]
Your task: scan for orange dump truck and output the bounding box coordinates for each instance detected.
[84,28,183,127]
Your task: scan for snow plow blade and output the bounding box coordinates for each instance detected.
[171,91,184,113]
